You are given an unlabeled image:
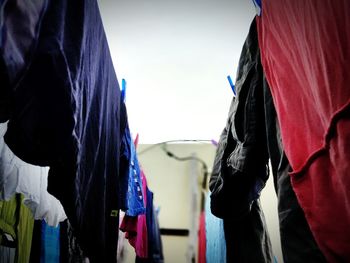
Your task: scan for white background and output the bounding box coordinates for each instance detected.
[98,0,256,144]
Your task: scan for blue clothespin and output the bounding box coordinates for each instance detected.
[251,0,262,16]
[121,78,127,102]
[227,75,236,96]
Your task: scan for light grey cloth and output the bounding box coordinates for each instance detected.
[0,245,15,263]
[0,123,66,226]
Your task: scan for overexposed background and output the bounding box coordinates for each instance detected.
[98,0,255,144]
[97,1,283,262]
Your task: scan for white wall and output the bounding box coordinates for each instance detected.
[120,143,283,263]
[139,143,216,263]
[261,165,283,263]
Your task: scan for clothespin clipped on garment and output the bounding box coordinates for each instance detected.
[227,75,236,96]
[121,78,127,102]
[211,139,218,147]
[251,0,262,16]
[134,133,139,149]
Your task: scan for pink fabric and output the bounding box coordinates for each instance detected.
[198,211,206,263]
[120,171,148,258]
[257,1,350,261]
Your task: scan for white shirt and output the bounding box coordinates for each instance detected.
[0,122,66,227]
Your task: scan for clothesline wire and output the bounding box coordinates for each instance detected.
[137,139,214,156]
[136,139,214,211]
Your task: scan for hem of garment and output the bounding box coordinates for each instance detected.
[288,113,350,262]
[125,207,146,217]
[289,99,350,178]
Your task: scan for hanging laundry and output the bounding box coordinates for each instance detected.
[119,101,145,216]
[198,210,206,263]
[0,0,48,122]
[0,1,124,261]
[205,195,226,263]
[41,221,60,263]
[223,200,273,263]
[135,188,164,263]
[117,212,128,263]
[0,123,66,227]
[29,220,61,263]
[0,245,15,263]
[257,1,350,261]
[209,18,269,220]
[209,18,273,263]
[263,77,326,262]
[0,194,34,263]
[120,170,149,259]
[57,220,90,263]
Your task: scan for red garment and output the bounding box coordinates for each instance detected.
[198,211,206,263]
[257,1,350,262]
[120,171,148,258]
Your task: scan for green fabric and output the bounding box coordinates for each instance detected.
[0,197,17,240]
[0,194,34,263]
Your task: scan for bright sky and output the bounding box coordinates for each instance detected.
[98,0,255,143]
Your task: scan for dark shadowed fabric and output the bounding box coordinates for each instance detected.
[2,1,122,261]
[223,200,272,263]
[0,0,48,122]
[263,78,326,263]
[209,19,269,221]
[209,19,273,263]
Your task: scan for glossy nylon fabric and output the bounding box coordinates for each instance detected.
[257,1,350,261]
[2,0,121,262]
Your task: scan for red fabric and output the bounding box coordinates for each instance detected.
[120,171,148,258]
[198,211,206,263]
[291,118,350,262]
[257,1,350,262]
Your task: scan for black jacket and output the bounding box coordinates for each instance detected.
[209,19,273,263]
[209,18,269,220]
[209,18,326,263]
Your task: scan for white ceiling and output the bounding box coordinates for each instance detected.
[98,0,255,143]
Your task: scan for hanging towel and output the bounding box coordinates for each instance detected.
[257,1,350,261]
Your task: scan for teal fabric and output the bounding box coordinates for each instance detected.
[41,221,60,263]
[205,194,226,263]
